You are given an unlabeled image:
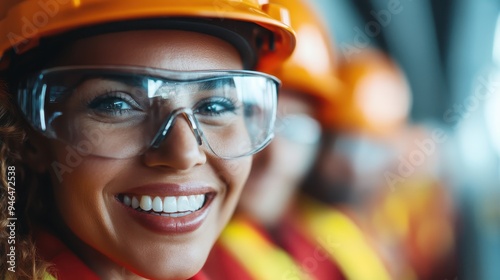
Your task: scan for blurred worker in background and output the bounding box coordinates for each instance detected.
[276,49,398,280]
[301,49,457,280]
[303,49,412,208]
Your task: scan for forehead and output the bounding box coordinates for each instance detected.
[50,30,243,71]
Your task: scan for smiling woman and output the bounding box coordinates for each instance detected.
[0,1,295,279]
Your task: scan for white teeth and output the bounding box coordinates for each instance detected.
[124,194,206,214]
[132,197,140,209]
[177,196,190,212]
[195,194,205,207]
[189,195,197,209]
[123,195,131,207]
[163,197,177,213]
[140,196,152,211]
[152,196,163,212]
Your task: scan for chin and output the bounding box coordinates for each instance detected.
[123,246,208,280]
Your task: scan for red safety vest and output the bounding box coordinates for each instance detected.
[204,215,313,280]
[279,196,394,280]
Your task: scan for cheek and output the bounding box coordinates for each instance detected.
[47,144,125,239]
[212,156,252,226]
[217,156,252,192]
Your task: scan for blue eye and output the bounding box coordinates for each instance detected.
[88,92,140,115]
[195,97,237,116]
[90,98,132,110]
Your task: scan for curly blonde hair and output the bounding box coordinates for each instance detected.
[0,79,52,279]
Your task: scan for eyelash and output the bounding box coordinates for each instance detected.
[194,96,240,115]
[83,87,240,117]
[86,89,141,114]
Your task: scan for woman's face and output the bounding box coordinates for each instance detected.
[38,30,251,279]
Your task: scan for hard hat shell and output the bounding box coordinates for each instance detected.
[261,0,341,125]
[334,49,412,136]
[0,0,295,70]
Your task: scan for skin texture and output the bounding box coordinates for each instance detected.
[27,30,252,280]
[237,91,320,227]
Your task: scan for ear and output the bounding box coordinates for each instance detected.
[19,130,51,173]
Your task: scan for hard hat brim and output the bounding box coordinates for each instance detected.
[0,1,295,71]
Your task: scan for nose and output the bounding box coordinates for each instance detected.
[143,114,207,170]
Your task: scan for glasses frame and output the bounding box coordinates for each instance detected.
[17,65,281,159]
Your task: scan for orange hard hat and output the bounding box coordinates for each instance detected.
[333,49,412,136]
[261,0,341,125]
[0,0,295,70]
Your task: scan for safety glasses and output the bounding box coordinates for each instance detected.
[17,66,279,159]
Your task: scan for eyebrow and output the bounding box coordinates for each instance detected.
[48,73,147,103]
[92,73,146,88]
[198,78,236,91]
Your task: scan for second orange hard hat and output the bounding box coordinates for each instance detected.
[262,0,341,125]
[334,49,412,136]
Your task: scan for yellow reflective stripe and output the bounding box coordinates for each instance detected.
[43,272,57,280]
[219,217,313,280]
[297,197,392,280]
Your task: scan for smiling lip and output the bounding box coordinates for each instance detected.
[117,183,215,234]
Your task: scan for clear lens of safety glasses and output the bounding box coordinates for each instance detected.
[17,66,279,159]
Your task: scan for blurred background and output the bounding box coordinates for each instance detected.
[307,0,500,279]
